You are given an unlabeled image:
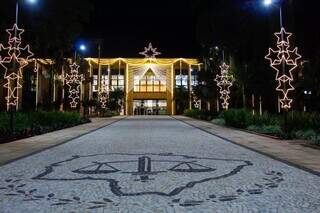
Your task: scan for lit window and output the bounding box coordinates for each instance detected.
[92,75,109,92]
[176,75,188,88]
[133,70,166,92]
[111,75,124,90]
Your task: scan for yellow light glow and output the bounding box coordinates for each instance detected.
[0,24,34,109]
[65,63,84,108]
[192,92,201,109]
[98,81,109,109]
[215,63,234,110]
[139,42,161,59]
[86,58,201,67]
[265,28,302,110]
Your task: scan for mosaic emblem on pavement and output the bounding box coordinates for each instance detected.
[33,153,253,196]
[0,153,285,209]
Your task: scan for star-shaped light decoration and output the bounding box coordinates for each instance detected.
[275,28,292,45]
[0,24,34,109]
[265,27,302,110]
[99,79,109,109]
[215,63,234,110]
[6,24,24,43]
[139,42,161,59]
[192,93,201,109]
[65,63,84,108]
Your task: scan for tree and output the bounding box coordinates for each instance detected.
[193,47,220,109]
[108,88,124,112]
[174,86,189,115]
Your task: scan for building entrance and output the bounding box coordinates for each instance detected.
[133,100,167,115]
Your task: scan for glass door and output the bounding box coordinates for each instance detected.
[133,100,167,115]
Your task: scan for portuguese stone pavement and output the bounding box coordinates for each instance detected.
[0,116,319,212]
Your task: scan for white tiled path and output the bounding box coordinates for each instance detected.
[0,116,319,212]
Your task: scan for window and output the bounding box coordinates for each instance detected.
[134,70,166,92]
[191,74,198,86]
[92,75,109,92]
[175,75,188,88]
[111,75,124,90]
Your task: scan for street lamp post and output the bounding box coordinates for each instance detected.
[264,0,284,28]
[4,0,37,134]
[264,0,302,137]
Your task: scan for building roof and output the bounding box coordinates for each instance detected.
[86,58,201,66]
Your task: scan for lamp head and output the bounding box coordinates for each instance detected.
[79,44,86,52]
[263,0,273,6]
[26,0,37,4]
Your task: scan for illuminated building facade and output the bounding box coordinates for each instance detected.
[0,57,201,115]
[87,58,201,115]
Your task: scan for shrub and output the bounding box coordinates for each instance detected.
[247,125,282,135]
[252,112,279,127]
[223,109,253,128]
[0,111,90,139]
[183,109,201,118]
[294,129,317,139]
[100,110,120,117]
[183,109,218,121]
[284,111,320,133]
[186,108,320,143]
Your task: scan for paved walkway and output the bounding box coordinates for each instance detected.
[174,116,320,175]
[0,116,126,166]
[0,116,319,212]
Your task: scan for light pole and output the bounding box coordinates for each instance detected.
[263,0,283,28]
[74,43,87,62]
[5,0,38,134]
[14,0,38,42]
[78,44,86,110]
[264,0,302,137]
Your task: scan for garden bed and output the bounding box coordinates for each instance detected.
[184,108,320,147]
[0,111,90,144]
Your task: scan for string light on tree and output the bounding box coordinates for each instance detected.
[0,24,34,109]
[139,42,161,59]
[192,92,201,109]
[215,63,234,110]
[65,63,84,108]
[99,79,109,109]
[265,28,302,110]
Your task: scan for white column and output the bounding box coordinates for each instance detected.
[259,96,262,116]
[53,74,56,102]
[252,94,255,116]
[188,65,192,110]
[89,62,93,100]
[125,63,129,115]
[60,65,65,111]
[36,65,39,110]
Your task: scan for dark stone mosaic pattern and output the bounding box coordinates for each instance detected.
[0,117,319,212]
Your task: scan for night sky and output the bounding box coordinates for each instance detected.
[81,0,198,58]
[0,0,320,59]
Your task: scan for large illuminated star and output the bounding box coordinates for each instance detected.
[99,78,109,109]
[6,24,24,42]
[65,62,84,108]
[0,44,10,64]
[265,27,302,110]
[266,48,280,64]
[287,48,302,65]
[275,28,292,45]
[18,45,34,62]
[139,42,161,59]
[70,63,80,72]
[215,62,234,110]
[0,24,34,108]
